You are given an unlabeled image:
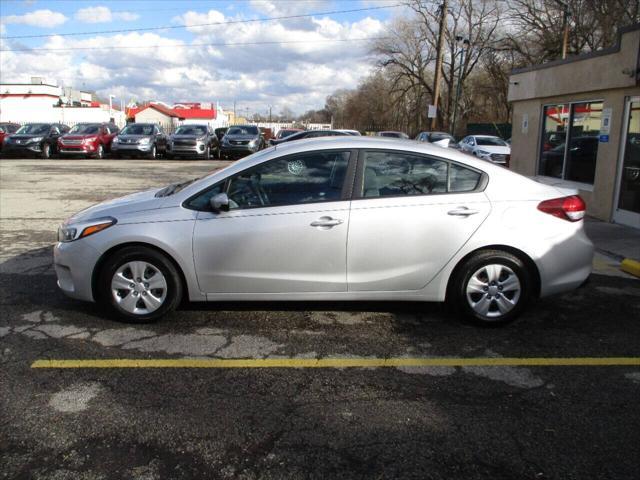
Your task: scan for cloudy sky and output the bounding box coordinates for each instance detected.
[0,0,404,115]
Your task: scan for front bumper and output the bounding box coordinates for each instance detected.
[220,145,259,157]
[53,240,103,302]
[59,144,98,155]
[168,142,207,156]
[2,143,42,156]
[111,143,153,155]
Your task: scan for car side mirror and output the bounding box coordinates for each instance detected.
[210,193,230,213]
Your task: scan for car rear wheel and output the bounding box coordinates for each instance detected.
[449,250,532,326]
[98,246,183,323]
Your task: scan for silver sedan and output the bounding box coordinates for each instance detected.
[54,136,594,325]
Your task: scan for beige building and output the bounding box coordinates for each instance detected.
[508,24,640,229]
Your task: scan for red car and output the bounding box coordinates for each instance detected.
[0,122,20,154]
[58,123,120,159]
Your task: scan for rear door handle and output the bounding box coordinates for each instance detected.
[310,216,343,228]
[448,207,479,216]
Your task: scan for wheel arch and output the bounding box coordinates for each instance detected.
[91,241,190,303]
[445,244,541,300]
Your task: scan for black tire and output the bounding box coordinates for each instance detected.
[97,246,183,323]
[42,143,51,159]
[204,146,210,160]
[448,250,532,326]
[148,145,157,160]
[95,144,104,159]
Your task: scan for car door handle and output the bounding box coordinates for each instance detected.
[448,207,479,216]
[310,216,343,228]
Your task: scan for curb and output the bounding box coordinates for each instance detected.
[620,259,640,278]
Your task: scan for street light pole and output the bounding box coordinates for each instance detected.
[450,37,469,137]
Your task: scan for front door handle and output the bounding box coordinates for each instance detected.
[310,216,343,228]
[448,207,479,216]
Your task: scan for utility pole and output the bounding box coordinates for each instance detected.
[431,0,448,131]
[556,0,570,59]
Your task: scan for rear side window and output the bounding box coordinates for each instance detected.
[449,163,482,192]
[361,151,482,197]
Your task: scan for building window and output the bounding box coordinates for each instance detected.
[538,101,602,184]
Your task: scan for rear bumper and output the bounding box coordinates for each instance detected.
[536,225,594,297]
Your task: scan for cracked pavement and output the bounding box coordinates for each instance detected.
[1,159,639,480]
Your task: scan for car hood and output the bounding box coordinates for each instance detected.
[476,145,510,154]
[8,134,45,140]
[62,134,97,140]
[66,188,165,224]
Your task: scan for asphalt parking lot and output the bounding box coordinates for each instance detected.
[1,158,639,480]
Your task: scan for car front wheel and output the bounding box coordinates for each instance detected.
[98,246,183,323]
[449,250,532,326]
[148,145,157,160]
[42,143,51,159]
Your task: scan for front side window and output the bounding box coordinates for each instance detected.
[225,151,350,209]
[539,101,601,183]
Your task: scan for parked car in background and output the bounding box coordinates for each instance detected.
[335,129,362,136]
[540,136,599,183]
[2,123,69,158]
[459,135,511,167]
[54,136,593,326]
[274,128,303,141]
[259,127,274,144]
[166,124,219,160]
[415,131,460,149]
[111,123,167,159]
[214,127,228,143]
[58,123,119,159]
[269,129,349,146]
[0,122,20,154]
[220,125,264,159]
[376,131,409,139]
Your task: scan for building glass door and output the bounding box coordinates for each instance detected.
[614,97,640,228]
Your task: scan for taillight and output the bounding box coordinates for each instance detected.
[537,195,586,222]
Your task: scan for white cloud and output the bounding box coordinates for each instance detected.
[75,6,139,24]
[1,7,388,114]
[1,9,68,28]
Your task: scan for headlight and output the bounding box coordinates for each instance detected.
[27,137,43,143]
[138,137,151,145]
[57,217,116,243]
[112,137,120,144]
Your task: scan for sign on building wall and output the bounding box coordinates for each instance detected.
[427,105,437,118]
[599,107,612,143]
[521,113,529,134]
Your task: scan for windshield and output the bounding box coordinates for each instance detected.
[121,124,154,135]
[175,126,207,136]
[69,124,100,134]
[16,124,49,135]
[476,137,508,146]
[380,132,408,138]
[227,126,259,135]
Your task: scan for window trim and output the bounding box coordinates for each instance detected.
[352,148,488,201]
[537,98,604,184]
[183,148,358,212]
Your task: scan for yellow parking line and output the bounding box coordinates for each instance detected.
[31,357,640,369]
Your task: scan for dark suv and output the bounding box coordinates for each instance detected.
[167,124,220,159]
[2,123,69,158]
[220,125,264,159]
[111,123,167,159]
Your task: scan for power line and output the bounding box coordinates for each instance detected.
[0,36,391,53]
[0,4,402,40]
